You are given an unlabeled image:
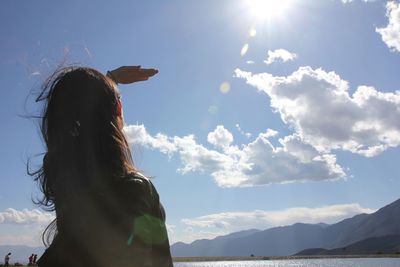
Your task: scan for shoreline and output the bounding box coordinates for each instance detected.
[173,254,400,262]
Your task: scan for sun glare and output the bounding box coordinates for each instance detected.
[245,0,291,21]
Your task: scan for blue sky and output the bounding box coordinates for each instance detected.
[1,0,400,246]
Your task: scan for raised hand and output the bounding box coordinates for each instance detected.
[107,66,158,84]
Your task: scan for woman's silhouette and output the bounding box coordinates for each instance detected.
[31,66,173,267]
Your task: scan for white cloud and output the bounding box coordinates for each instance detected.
[124,124,178,156]
[0,228,44,246]
[0,208,54,226]
[125,125,232,175]
[264,49,297,65]
[179,203,375,242]
[125,124,345,187]
[207,125,234,148]
[176,227,228,244]
[165,223,176,243]
[166,223,175,233]
[0,208,54,247]
[235,67,400,157]
[376,1,400,52]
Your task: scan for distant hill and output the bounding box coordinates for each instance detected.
[296,235,400,255]
[171,223,328,256]
[172,229,261,256]
[0,245,44,264]
[171,198,400,257]
[323,199,400,249]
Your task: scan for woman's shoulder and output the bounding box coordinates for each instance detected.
[123,171,150,184]
[116,172,159,206]
[120,172,154,192]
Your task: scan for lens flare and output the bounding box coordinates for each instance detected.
[249,28,257,37]
[245,0,292,21]
[241,43,249,56]
[220,82,231,94]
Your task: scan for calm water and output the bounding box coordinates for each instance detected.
[174,258,400,267]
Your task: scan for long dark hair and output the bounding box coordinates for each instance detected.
[30,66,136,245]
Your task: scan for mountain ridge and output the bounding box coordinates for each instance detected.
[296,235,400,255]
[171,198,400,256]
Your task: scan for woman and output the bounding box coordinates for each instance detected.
[31,66,173,267]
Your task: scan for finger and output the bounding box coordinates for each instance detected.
[135,77,149,82]
[120,65,141,72]
[139,68,157,72]
[140,69,158,77]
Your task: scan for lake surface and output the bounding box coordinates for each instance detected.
[174,258,400,267]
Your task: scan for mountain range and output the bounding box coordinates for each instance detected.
[171,198,400,257]
[296,235,400,256]
[2,198,399,261]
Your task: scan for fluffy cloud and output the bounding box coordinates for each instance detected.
[0,208,54,225]
[125,124,232,175]
[180,203,376,241]
[207,125,234,148]
[376,1,400,52]
[264,49,297,65]
[174,227,228,244]
[0,208,54,246]
[125,124,345,187]
[124,124,178,156]
[235,67,400,157]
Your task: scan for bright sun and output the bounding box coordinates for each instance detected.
[245,0,292,21]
